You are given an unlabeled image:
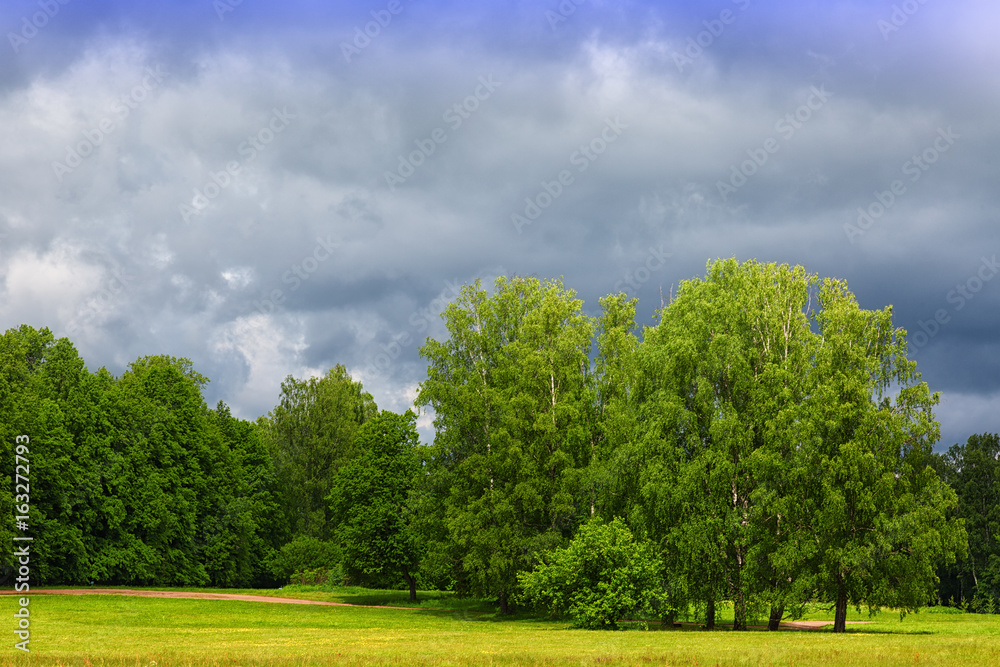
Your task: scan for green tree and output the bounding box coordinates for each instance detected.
[588,294,640,521]
[518,518,664,629]
[328,410,423,599]
[417,276,596,613]
[85,355,215,585]
[619,259,817,630]
[0,327,103,584]
[262,365,377,540]
[606,260,966,632]
[200,403,285,587]
[805,278,968,632]
[933,433,1000,609]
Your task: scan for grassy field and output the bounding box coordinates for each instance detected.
[1,587,998,666]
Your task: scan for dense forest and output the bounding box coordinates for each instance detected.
[1,259,995,631]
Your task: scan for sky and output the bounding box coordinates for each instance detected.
[0,0,997,449]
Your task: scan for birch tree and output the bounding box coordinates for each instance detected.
[417,276,595,612]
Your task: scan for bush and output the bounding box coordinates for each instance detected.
[974,592,997,615]
[518,518,665,629]
[289,566,341,586]
[268,536,341,584]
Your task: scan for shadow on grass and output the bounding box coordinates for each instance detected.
[841,628,934,635]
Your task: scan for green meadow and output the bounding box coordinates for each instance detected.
[1,588,998,666]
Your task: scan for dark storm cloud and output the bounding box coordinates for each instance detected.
[0,0,996,446]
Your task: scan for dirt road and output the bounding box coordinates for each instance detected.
[1,588,417,609]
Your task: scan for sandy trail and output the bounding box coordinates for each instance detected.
[1,588,418,609]
[778,620,872,629]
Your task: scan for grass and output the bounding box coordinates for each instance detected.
[17,583,494,612]
[0,588,998,666]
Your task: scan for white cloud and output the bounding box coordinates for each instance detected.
[1,241,103,325]
[211,313,323,418]
[222,266,255,289]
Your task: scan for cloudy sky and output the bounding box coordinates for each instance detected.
[1,0,997,448]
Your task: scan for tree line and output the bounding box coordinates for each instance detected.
[0,258,994,631]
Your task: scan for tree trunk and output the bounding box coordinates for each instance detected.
[403,569,417,602]
[499,590,510,615]
[768,604,784,631]
[706,598,715,630]
[733,590,747,631]
[833,583,848,633]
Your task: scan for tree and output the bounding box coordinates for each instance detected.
[262,365,376,540]
[606,260,966,632]
[619,259,817,630]
[417,276,596,613]
[0,328,349,589]
[0,327,107,585]
[589,294,640,521]
[84,355,215,585]
[805,277,967,631]
[933,433,1000,609]
[328,410,423,599]
[518,518,663,629]
[201,402,285,587]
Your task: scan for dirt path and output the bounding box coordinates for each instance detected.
[778,620,872,629]
[1,588,419,609]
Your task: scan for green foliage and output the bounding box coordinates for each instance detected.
[268,535,341,583]
[598,259,967,632]
[200,402,285,587]
[0,326,285,588]
[934,433,1000,612]
[262,365,377,541]
[0,259,984,617]
[328,410,423,598]
[518,518,664,629]
[613,260,819,628]
[804,278,967,629]
[288,566,341,586]
[417,276,597,612]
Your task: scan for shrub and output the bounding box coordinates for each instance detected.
[518,518,665,629]
[289,566,341,586]
[268,536,341,584]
